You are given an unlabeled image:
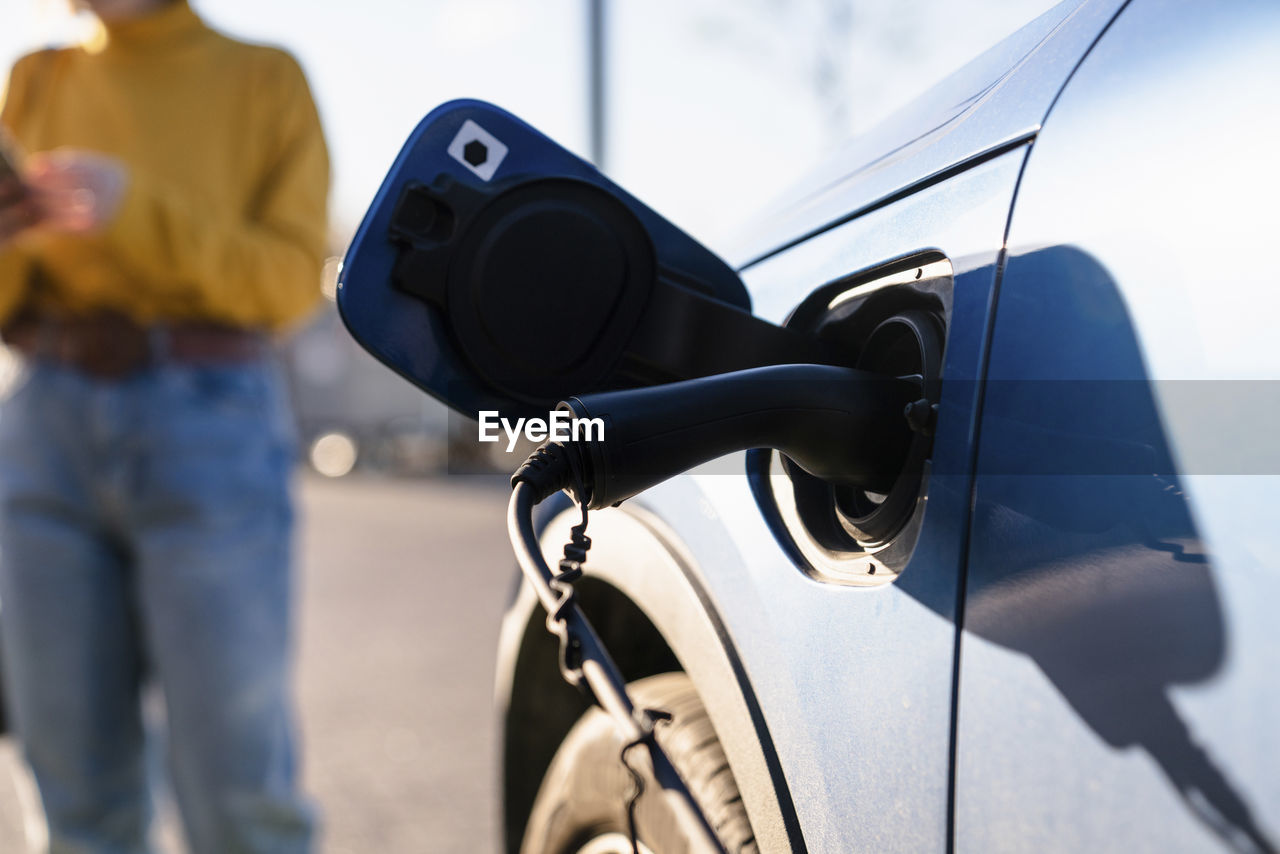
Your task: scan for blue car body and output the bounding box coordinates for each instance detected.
[496,0,1280,850]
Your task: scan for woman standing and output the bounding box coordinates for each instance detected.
[0,1,329,851]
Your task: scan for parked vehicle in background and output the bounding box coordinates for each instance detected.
[342,0,1280,850]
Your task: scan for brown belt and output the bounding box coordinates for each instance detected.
[3,312,270,379]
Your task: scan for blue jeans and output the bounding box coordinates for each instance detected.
[0,358,314,854]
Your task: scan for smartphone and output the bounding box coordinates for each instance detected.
[0,129,29,203]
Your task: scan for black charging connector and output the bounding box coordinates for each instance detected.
[536,363,919,510]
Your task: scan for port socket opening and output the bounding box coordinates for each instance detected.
[764,251,951,585]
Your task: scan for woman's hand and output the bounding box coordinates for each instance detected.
[25,149,129,235]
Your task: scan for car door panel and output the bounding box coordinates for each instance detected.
[959,1,1280,851]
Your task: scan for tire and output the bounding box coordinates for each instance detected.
[520,672,758,854]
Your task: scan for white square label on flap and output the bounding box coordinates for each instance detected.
[447,119,509,182]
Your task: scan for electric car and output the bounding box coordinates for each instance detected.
[339,0,1280,850]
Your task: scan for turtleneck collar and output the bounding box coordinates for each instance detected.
[85,1,206,57]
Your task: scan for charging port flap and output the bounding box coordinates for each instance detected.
[338,99,826,420]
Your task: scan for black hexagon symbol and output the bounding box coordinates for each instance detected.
[463,140,488,167]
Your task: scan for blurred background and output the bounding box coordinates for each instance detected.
[0,0,1055,850]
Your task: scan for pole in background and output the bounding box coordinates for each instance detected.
[588,0,607,172]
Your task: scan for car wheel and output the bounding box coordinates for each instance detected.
[520,671,758,854]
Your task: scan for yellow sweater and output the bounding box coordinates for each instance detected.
[0,1,329,330]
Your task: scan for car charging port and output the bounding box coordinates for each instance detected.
[762,252,951,583]
[839,308,941,542]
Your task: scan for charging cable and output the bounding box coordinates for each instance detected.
[508,470,728,854]
[507,362,924,851]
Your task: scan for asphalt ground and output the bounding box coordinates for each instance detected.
[0,472,517,853]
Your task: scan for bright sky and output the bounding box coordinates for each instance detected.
[1,0,1058,256]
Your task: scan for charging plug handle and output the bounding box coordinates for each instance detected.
[561,363,919,510]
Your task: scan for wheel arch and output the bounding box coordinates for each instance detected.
[495,498,803,854]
